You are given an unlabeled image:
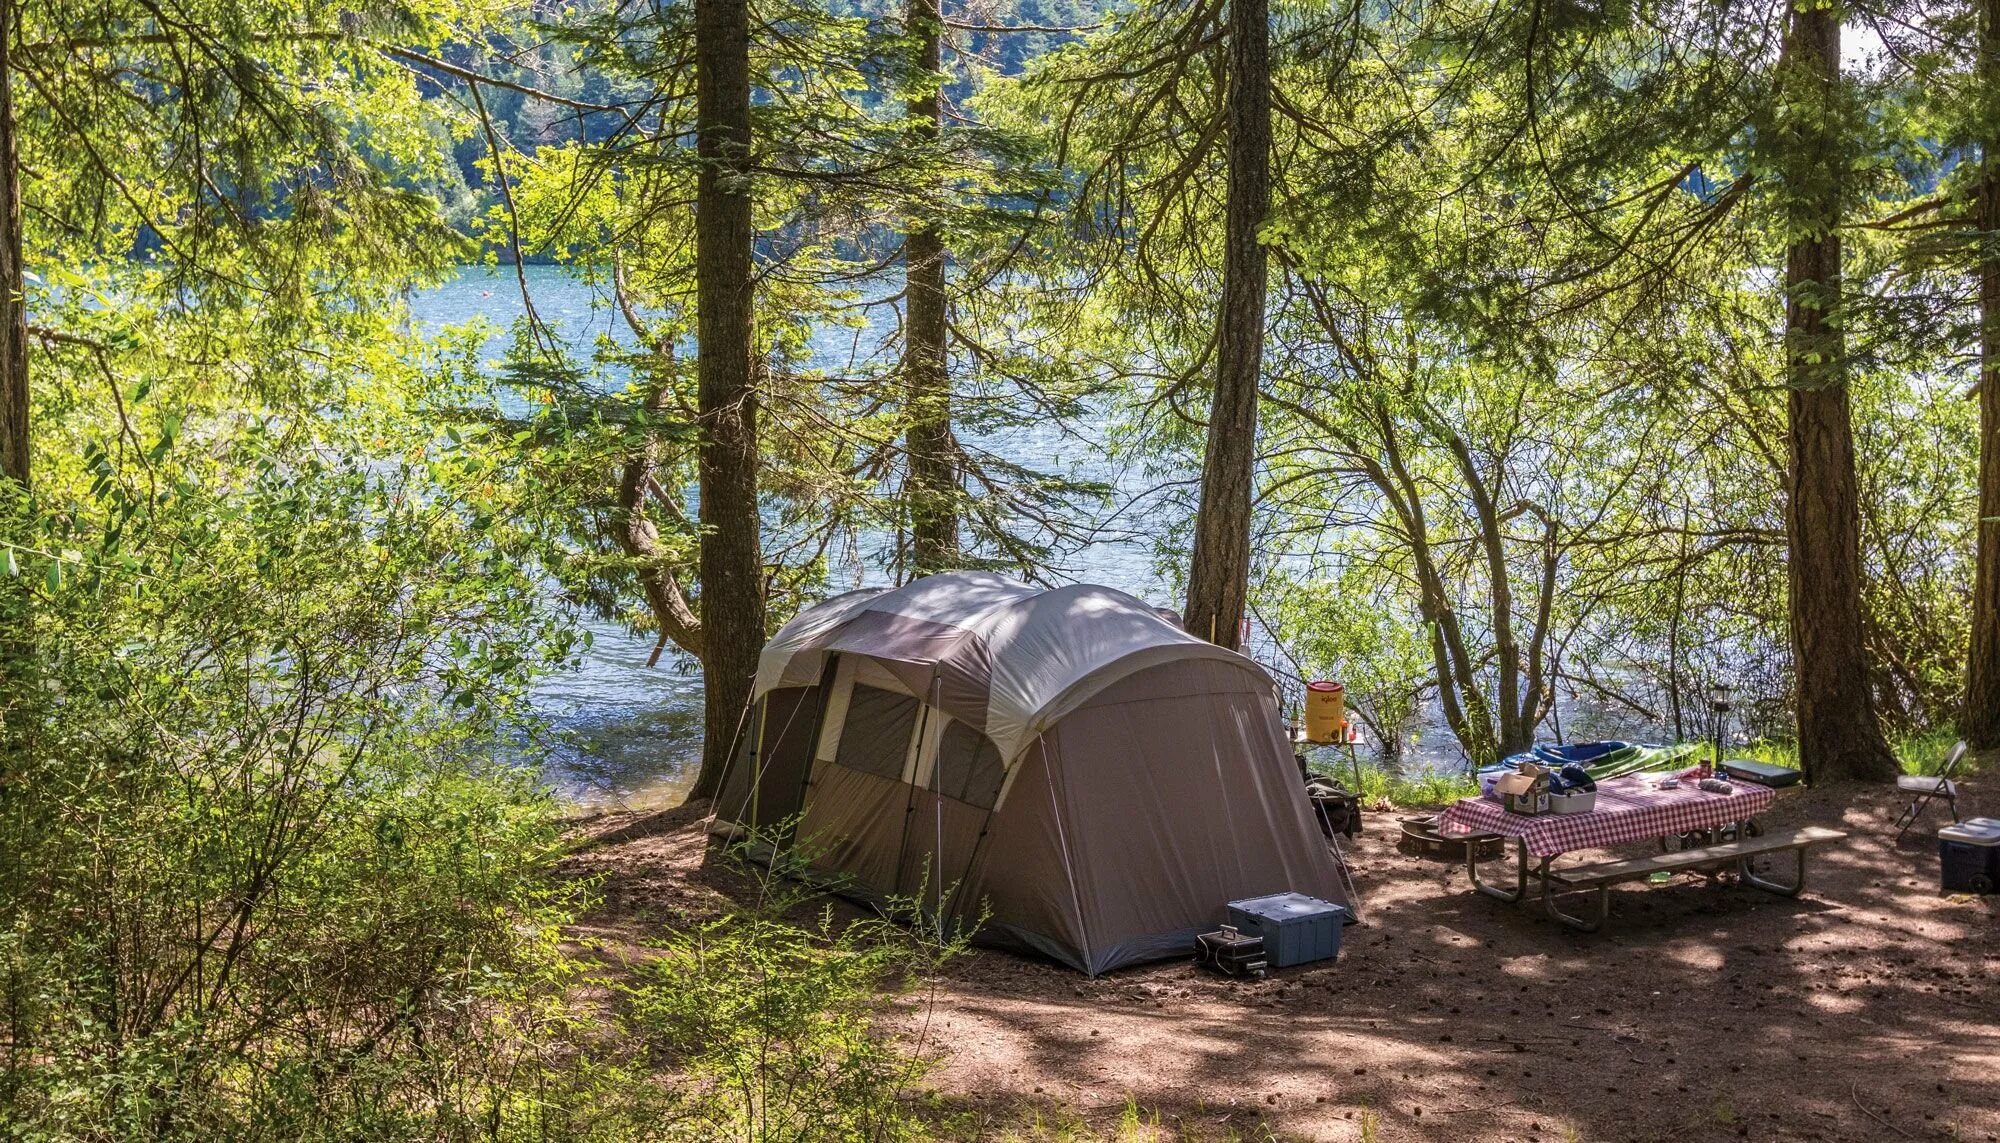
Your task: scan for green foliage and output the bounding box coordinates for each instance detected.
[0,371,636,1136]
[1731,725,1968,777]
[625,838,967,1143]
[1302,755,1479,809]
[0,6,639,1122]
[1266,566,1430,763]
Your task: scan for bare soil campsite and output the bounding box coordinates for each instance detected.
[564,776,1999,1143]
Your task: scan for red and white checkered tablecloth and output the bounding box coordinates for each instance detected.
[1438,774,1775,858]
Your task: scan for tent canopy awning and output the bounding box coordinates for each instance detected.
[753,571,1275,763]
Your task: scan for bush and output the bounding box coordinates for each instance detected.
[0,389,644,1138]
[624,841,965,1143]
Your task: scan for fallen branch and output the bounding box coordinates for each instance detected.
[1850,1081,1913,1139]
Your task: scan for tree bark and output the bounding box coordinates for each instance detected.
[692,0,764,801]
[0,0,26,488]
[1963,0,2000,748]
[1183,0,1269,651]
[903,0,957,576]
[1780,0,1898,783]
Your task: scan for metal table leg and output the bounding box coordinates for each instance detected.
[1540,872,1609,932]
[1468,835,1529,902]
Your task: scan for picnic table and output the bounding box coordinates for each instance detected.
[1438,773,1841,930]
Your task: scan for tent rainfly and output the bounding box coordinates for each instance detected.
[713,572,1348,975]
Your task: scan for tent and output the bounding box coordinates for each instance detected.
[713,571,1347,975]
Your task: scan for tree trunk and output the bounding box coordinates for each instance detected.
[692,0,764,801]
[1781,0,1899,783]
[903,0,957,577]
[1183,0,1269,651]
[0,0,26,488]
[1963,0,2000,748]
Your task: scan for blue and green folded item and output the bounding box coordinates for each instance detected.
[1480,741,1702,794]
[1547,764,1596,795]
[1533,741,1635,767]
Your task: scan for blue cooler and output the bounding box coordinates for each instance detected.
[1938,818,2000,894]
[1225,892,1347,968]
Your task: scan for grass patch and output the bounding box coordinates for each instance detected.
[1731,726,1967,776]
[1303,754,1479,808]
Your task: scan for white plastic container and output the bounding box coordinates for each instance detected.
[1547,790,1597,815]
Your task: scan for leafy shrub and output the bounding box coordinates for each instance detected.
[625,841,965,1143]
[0,345,644,1138]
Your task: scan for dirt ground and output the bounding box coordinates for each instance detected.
[562,771,1999,1142]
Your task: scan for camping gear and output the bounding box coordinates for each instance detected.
[1547,764,1596,793]
[1533,740,1635,767]
[1440,774,1776,860]
[1721,759,1803,789]
[1441,775,1808,931]
[1895,741,1968,842]
[1194,925,1268,979]
[1303,680,1347,743]
[1546,764,1598,814]
[1225,892,1347,967]
[1548,789,1597,814]
[1304,777,1360,839]
[1494,764,1551,815]
[1705,682,1736,778]
[1486,742,1698,790]
[1398,814,1504,862]
[712,571,1348,976]
[1937,817,2000,894]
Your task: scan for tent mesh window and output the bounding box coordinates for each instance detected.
[934,721,1006,808]
[835,684,919,781]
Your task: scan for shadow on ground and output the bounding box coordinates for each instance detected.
[564,766,1999,1142]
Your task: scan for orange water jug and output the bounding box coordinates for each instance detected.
[1303,680,1346,743]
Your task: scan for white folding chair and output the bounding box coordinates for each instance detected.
[1893,740,1966,842]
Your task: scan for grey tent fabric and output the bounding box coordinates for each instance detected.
[715,685,820,833]
[716,572,1348,975]
[934,722,1006,809]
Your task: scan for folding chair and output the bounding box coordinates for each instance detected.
[1893,740,1966,842]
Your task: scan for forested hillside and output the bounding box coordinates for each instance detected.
[0,0,1994,1136]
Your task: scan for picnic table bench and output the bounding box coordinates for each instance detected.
[1540,825,1847,930]
[1440,774,1846,931]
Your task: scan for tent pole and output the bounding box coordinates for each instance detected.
[715,696,771,840]
[888,673,939,902]
[1038,736,1095,974]
[776,655,841,866]
[941,791,1000,938]
[705,690,760,831]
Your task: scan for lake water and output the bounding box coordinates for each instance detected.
[411,267,1677,809]
[413,266,1181,809]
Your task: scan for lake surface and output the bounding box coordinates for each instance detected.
[413,266,1179,809]
[411,267,1676,809]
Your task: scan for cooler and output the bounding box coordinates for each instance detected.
[1225,892,1347,968]
[1938,818,2000,895]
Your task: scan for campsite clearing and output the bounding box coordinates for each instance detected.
[565,776,1998,1142]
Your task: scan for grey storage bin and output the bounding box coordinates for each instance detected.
[1225,892,1347,968]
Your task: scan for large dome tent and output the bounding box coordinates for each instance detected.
[713,571,1347,975]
